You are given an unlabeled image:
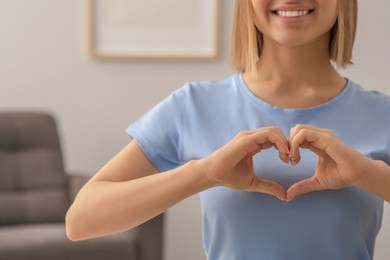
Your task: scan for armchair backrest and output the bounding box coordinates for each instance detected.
[0,112,69,225]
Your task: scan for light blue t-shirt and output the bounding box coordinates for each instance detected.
[126,73,390,260]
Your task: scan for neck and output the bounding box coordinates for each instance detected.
[255,35,341,88]
[242,35,347,109]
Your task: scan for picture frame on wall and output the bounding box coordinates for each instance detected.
[86,0,220,60]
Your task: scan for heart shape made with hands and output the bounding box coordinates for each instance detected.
[243,124,368,202]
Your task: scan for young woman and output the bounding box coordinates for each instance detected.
[66,0,390,259]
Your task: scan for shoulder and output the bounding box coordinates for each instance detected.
[178,73,240,100]
[348,80,390,111]
[346,81,390,136]
[151,73,239,116]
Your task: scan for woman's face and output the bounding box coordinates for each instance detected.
[251,0,338,49]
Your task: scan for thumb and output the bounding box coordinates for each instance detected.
[249,177,287,201]
[286,177,322,202]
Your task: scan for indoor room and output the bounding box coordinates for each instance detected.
[0,1,389,259]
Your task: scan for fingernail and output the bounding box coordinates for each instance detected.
[290,158,296,166]
[283,156,289,164]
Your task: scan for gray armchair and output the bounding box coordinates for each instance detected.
[0,112,164,260]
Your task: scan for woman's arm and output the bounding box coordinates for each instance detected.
[286,124,390,203]
[354,159,390,202]
[65,140,212,241]
[66,127,289,241]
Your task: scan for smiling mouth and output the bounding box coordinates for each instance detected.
[272,9,314,18]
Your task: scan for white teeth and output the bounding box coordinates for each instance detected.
[276,10,310,17]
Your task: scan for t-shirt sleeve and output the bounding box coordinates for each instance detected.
[125,84,189,172]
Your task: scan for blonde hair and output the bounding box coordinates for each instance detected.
[230,0,358,76]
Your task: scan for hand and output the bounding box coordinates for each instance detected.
[201,127,290,201]
[286,124,371,201]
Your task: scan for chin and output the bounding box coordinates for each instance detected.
[273,38,311,48]
[268,32,328,50]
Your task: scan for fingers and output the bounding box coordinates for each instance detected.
[289,124,334,166]
[248,177,287,201]
[289,124,331,141]
[236,127,290,163]
[252,127,290,163]
[286,177,322,202]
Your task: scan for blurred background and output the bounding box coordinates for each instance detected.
[0,1,389,259]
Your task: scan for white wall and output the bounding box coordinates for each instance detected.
[0,1,389,259]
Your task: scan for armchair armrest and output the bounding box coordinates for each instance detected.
[136,213,165,260]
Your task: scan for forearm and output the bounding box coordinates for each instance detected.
[66,160,213,241]
[354,159,390,203]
